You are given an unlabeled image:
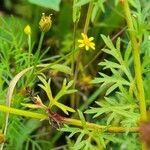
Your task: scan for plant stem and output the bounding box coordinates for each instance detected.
[0,105,138,133]
[64,118,138,133]
[122,0,147,121]
[37,32,45,58]
[71,1,94,108]
[28,34,32,67]
[83,1,93,34]
[0,105,47,119]
[26,32,45,85]
[71,21,78,75]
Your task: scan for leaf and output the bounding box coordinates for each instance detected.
[55,102,75,115]
[101,34,115,50]
[28,0,61,11]
[50,64,72,75]
[105,83,119,95]
[21,103,40,109]
[77,110,86,128]
[107,112,116,125]
[91,0,106,22]
[124,42,132,63]
[54,79,76,101]
[75,0,91,7]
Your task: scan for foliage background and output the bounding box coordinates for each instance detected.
[0,0,150,150]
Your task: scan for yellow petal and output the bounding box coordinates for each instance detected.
[90,45,95,50]
[90,43,95,47]
[89,37,94,41]
[85,45,89,50]
[79,44,85,48]
[81,33,87,39]
[78,39,83,43]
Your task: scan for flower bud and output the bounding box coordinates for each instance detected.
[39,13,52,32]
[24,25,31,35]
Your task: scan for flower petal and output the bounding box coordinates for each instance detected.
[85,45,89,50]
[81,33,87,39]
[90,45,95,50]
[79,44,85,48]
[90,43,95,47]
[78,39,83,43]
[89,37,94,41]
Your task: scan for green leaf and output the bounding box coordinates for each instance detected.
[75,0,91,7]
[124,42,132,63]
[55,102,75,115]
[21,103,40,109]
[101,34,115,50]
[28,0,61,11]
[77,110,86,127]
[50,64,72,75]
[107,112,116,125]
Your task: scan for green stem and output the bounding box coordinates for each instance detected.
[122,0,147,121]
[83,1,93,34]
[28,34,32,67]
[71,21,78,75]
[37,32,45,58]
[26,32,45,85]
[0,105,47,119]
[0,105,138,133]
[64,118,138,133]
[71,1,94,108]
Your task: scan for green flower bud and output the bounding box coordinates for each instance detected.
[39,13,52,32]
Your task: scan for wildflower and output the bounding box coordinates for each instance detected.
[79,75,93,90]
[24,25,31,35]
[39,13,52,32]
[82,75,92,83]
[78,33,95,50]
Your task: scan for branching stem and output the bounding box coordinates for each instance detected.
[0,105,138,133]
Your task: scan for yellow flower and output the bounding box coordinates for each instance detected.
[39,13,52,32]
[24,25,31,35]
[82,75,92,83]
[78,33,95,50]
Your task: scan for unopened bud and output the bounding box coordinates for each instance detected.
[24,25,31,35]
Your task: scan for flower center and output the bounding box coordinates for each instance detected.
[83,38,90,46]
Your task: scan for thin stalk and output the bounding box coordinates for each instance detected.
[71,1,94,108]
[28,34,32,67]
[0,105,138,133]
[83,1,93,34]
[71,21,78,74]
[70,21,78,108]
[37,32,45,58]
[64,118,138,133]
[0,105,47,120]
[26,32,45,85]
[122,0,147,121]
